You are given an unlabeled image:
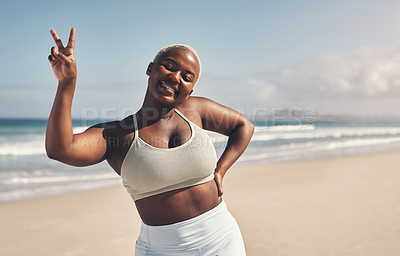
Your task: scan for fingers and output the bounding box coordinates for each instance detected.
[48,54,56,64]
[48,55,61,68]
[48,55,54,65]
[50,29,64,49]
[48,48,59,66]
[218,185,223,196]
[214,174,224,197]
[67,28,75,49]
[51,46,58,57]
[51,46,70,65]
[56,51,70,64]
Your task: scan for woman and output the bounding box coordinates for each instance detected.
[46,28,254,255]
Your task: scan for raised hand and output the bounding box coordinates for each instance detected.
[48,28,77,83]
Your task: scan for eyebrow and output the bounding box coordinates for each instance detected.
[163,58,195,77]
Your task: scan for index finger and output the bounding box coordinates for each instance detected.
[50,29,64,49]
[67,28,75,49]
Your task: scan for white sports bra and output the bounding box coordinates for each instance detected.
[121,109,217,201]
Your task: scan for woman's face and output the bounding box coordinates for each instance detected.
[146,48,200,107]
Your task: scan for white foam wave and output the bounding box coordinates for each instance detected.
[0,137,45,156]
[239,136,400,162]
[251,127,400,142]
[323,137,400,149]
[2,125,400,157]
[0,126,90,156]
[2,173,118,185]
[255,124,316,131]
[0,179,121,203]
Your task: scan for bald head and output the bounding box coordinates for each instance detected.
[153,44,202,83]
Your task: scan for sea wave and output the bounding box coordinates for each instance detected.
[239,136,400,162]
[3,125,399,156]
[251,126,400,142]
[0,138,45,156]
[255,124,316,131]
[0,126,90,156]
[0,179,121,203]
[1,172,118,185]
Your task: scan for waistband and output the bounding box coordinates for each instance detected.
[138,199,235,250]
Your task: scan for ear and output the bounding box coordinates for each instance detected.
[146,62,154,76]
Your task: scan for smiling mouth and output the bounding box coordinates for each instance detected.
[160,81,177,95]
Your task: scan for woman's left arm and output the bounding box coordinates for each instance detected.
[195,97,255,196]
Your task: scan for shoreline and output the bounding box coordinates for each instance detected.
[1,151,400,255]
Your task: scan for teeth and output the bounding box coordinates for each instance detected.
[160,81,175,92]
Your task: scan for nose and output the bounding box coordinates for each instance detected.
[168,71,180,84]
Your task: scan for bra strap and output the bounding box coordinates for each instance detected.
[132,114,139,140]
[174,108,190,123]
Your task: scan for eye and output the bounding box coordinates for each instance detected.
[183,75,193,82]
[163,64,173,71]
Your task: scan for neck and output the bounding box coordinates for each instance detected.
[137,90,177,124]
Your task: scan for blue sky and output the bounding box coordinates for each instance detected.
[1,0,399,118]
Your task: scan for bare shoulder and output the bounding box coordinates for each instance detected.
[179,96,221,112]
[87,116,134,152]
[184,96,216,104]
[180,96,251,135]
[90,115,133,134]
[178,96,218,127]
[181,96,232,116]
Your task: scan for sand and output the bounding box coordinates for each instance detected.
[1,151,400,256]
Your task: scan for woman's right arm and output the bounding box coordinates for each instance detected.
[46,28,107,167]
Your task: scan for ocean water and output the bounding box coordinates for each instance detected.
[1,117,400,203]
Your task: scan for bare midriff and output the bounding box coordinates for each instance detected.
[135,179,221,226]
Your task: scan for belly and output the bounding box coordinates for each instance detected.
[134,180,221,226]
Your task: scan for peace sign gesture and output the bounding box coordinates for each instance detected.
[48,28,77,83]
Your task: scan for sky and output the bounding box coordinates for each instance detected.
[1,0,400,119]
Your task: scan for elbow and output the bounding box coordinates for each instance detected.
[46,148,71,164]
[46,151,57,161]
[45,140,57,160]
[45,146,60,161]
[249,120,255,132]
[245,119,255,136]
[249,123,255,140]
[242,119,255,143]
[45,144,68,162]
[232,119,255,140]
[45,136,68,161]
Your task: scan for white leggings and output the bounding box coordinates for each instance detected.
[135,199,246,255]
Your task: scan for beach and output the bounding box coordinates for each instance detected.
[1,151,400,256]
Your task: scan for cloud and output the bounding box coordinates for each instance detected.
[195,73,279,110]
[197,46,400,116]
[256,46,400,101]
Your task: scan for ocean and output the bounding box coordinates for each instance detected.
[1,116,400,203]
